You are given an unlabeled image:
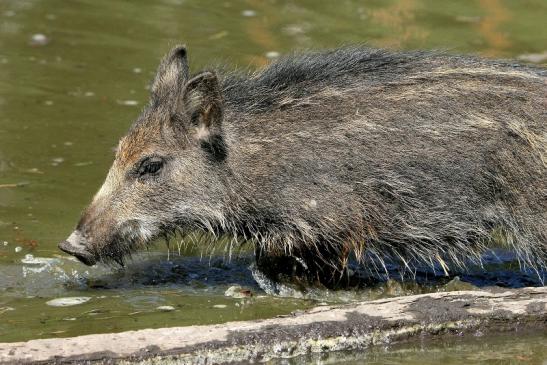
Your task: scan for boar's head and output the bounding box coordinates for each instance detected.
[59,46,230,265]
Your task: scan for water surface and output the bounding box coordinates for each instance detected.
[270,332,547,365]
[0,0,546,346]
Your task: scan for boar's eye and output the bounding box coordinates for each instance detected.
[136,157,164,177]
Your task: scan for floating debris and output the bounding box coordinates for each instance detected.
[21,254,61,276]
[46,297,91,307]
[518,51,547,63]
[0,307,15,315]
[21,254,60,266]
[3,241,7,246]
[30,33,49,46]
[83,308,107,316]
[0,183,19,188]
[283,24,307,36]
[51,157,64,166]
[156,305,175,312]
[213,304,227,309]
[24,168,44,174]
[117,100,138,106]
[132,68,142,74]
[241,10,256,17]
[84,91,95,97]
[265,51,280,59]
[225,285,253,298]
[209,31,228,40]
[44,100,54,106]
[14,246,22,253]
[48,330,66,335]
[74,161,93,167]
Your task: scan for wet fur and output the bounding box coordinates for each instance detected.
[89,47,547,283]
[218,48,546,277]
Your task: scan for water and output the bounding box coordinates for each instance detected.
[268,332,547,365]
[0,0,545,358]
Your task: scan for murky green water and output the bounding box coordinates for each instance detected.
[270,332,547,365]
[0,0,545,359]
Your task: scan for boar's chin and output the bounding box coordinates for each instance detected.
[97,222,164,266]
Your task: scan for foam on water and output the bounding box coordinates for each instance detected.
[46,297,91,307]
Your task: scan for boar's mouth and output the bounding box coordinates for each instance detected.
[58,240,97,266]
[59,218,183,267]
[59,218,158,267]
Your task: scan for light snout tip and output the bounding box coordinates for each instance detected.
[58,234,97,266]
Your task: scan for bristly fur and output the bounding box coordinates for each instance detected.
[216,47,545,281]
[66,46,546,286]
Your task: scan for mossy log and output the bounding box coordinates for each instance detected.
[1,287,545,364]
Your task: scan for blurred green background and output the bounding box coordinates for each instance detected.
[0,0,546,345]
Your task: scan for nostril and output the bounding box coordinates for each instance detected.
[58,240,83,255]
[58,238,96,266]
[58,240,77,254]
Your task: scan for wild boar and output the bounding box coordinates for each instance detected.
[59,46,546,287]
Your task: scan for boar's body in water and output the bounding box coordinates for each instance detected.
[59,46,547,286]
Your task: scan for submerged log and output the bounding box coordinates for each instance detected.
[1,287,545,364]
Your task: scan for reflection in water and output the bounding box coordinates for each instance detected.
[369,0,429,48]
[245,0,281,67]
[478,0,511,56]
[0,252,315,342]
[270,331,547,365]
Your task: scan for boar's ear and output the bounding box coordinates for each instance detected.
[179,71,223,139]
[176,71,226,160]
[151,45,189,103]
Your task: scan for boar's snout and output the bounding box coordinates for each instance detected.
[58,230,97,266]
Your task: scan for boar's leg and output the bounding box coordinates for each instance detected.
[254,242,357,289]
